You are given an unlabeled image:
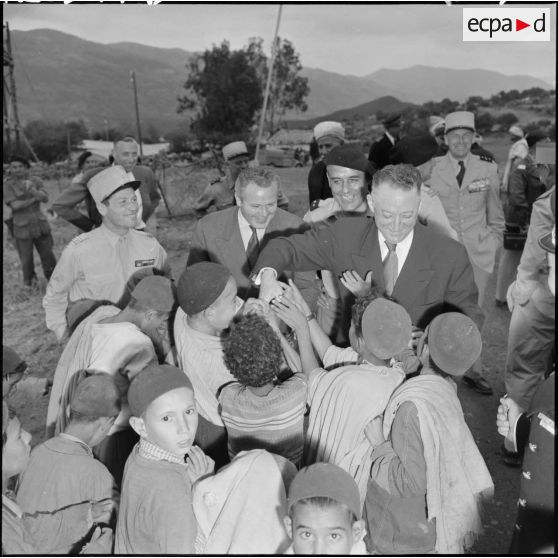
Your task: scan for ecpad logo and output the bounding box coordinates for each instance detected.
[463,8,550,41]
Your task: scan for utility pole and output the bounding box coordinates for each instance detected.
[4,22,22,153]
[104,118,109,141]
[130,71,144,158]
[255,5,283,163]
[3,80,11,159]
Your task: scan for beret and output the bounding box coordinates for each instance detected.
[324,143,373,174]
[288,463,361,519]
[128,364,193,417]
[445,111,475,134]
[313,121,345,142]
[426,312,482,376]
[70,373,121,418]
[361,299,412,360]
[177,262,231,316]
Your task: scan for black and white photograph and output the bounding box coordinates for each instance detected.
[2,1,555,555]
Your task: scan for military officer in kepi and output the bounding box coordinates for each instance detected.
[420,111,505,396]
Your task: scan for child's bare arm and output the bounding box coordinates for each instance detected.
[271,296,319,377]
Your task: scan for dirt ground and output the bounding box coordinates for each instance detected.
[3,140,524,553]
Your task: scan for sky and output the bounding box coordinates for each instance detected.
[3,2,556,83]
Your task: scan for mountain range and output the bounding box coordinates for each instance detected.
[8,28,553,135]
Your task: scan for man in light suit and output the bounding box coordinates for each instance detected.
[187,166,319,306]
[252,164,483,344]
[420,111,505,395]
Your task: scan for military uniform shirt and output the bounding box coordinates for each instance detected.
[421,152,505,274]
[43,224,169,336]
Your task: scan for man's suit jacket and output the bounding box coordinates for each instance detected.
[253,216,483,330]
[53,165,161,232]
[187,207,320,306]
[368,134,396,169]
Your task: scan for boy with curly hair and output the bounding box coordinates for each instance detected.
[220,312,313,467]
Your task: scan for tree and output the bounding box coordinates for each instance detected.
[23,119,89,164]
[475,112,495,134]
[245,37,310,135]
[495,112,519,129]
[177,41,262,144]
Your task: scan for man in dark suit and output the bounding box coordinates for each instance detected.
[52,136,161,234]
[187,167,319,306]
[252,164,483,339]
[368,114,402,169]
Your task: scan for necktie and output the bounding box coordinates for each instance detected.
[383,241,398,296]
[246,226,260,270]
[456,161,466,187]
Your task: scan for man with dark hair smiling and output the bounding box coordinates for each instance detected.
[43,166,169,341]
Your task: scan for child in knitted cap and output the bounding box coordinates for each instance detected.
[2,402,112,554]
[272,285,413,506]
[365,312,493,555]
[284,462,367,555]
[116,363,214,554]
[16,373,120,554]
[172,262,244,469]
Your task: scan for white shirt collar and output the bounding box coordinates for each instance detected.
[385,130,396,145]
[237,209,265,246]
[447,152,471,172]
[377,228,414,275]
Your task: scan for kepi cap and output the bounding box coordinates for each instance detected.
[70,373,121,418]
[424,312,482,376]
[324,143,373,175]
[361,299,412,360]
[131,275,176,313]
[222,141,249,161]
[177,262,232,316]
[445,111,475,134]
[535,142,555,165]
[88,166,141,205]
[313,121,345,142]
[288,463,361,519]
[128,364,193,417]
[509,125,524,138]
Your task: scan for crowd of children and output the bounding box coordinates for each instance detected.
[3,253,500,555]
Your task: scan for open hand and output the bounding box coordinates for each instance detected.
[271,294,308,334]
[339,270,373,298]
[91,498,115,525]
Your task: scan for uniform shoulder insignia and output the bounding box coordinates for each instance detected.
[310,199,322,211]
[134,229,154,239]
[517,164,526,170]
[479,153,496,163]
[70,231,94,245]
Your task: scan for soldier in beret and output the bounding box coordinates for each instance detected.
[420,111,505,395]
[307,121,346,205]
